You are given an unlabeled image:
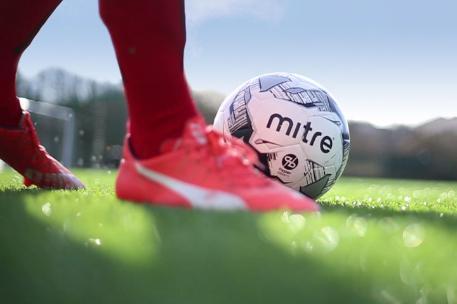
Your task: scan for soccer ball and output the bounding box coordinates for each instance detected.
[213,72,350,199]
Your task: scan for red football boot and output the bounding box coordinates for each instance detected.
[116,117,318,212]
[0,112,84,189]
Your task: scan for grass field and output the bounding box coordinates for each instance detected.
[1,169,457,304]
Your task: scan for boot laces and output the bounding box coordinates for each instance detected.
[196,127,268,186]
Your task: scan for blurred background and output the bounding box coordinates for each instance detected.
[12,0,457,180]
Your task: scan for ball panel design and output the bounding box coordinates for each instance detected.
[213,72,350,199]
[266,145,308,184]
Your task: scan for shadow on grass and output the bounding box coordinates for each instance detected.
[0,189,379,304]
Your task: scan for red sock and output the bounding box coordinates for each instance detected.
[0,0,61,127]
[99,0,199,159]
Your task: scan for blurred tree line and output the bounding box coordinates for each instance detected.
[17,69,457,180]
[16,69,224,169]
[348,121,457,180]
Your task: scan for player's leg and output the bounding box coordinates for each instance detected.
[99,0,198,159]
[0,0,84,189]
[99,0,317,211]
[0,0,62,127]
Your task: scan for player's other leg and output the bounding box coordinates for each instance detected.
[100,0,318,211]
[0,0,84,189]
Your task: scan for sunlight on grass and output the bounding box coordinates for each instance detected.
[2,170,457,303]
[24,194,160,265]
[258,210,457,303]
[1,169,160,265]
[321,177,457,215]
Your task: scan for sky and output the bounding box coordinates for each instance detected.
[19,0,457,127]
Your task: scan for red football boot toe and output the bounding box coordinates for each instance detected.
[0,111,84,190]
[115,116,318,212]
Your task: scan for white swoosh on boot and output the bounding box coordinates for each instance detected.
[135,163,246,210]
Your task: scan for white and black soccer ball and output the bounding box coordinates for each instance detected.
[213,72,350,199]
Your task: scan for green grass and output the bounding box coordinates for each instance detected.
[1,170,457,303]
